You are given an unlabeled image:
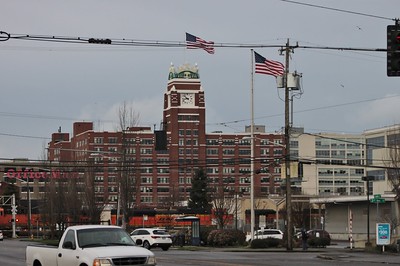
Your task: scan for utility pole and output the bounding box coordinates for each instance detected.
[283,39,293,251]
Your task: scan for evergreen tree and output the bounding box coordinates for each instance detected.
[188,168,211,213]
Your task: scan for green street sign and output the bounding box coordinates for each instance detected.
[370,198,385,203]
[374,194,382,199]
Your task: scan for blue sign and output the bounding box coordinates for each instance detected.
[376,223,390,246]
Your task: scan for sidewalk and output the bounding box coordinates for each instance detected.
[173,242,400,264]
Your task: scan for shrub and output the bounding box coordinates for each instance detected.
[250,238,280,248]
[200,226,216,246]
[207,229,246,247]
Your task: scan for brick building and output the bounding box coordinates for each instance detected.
[47,63,285,211]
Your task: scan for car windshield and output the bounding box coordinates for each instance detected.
[77,228,135,248]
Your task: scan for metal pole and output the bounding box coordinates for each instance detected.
[116,184,121,226]
[27,179,32,238]
[250,49,255,241]
[12,194,16,238]
[235,193,238,230]
[367,179,370,245]
[284,39,293,251]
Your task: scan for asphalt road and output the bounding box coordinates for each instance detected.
[2,239,400,266]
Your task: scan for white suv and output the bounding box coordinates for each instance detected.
[130,228,172,251]
[246,229,283,242]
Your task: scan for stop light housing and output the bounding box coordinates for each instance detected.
[88,38,112,44]
[387,25,400,76]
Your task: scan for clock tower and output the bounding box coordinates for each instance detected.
[163,63,206,202]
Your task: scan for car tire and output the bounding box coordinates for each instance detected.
[161,246,170,251]
[143,241,151,250]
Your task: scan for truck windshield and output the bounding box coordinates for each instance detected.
[77,228,135,248]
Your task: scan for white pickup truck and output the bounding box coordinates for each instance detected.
[26,225,156,266]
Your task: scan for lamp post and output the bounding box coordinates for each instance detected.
[250,53,255,242]
[14,177,31,238]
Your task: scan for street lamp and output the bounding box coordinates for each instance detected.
[13,177,32,238]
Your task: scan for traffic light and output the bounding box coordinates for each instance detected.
[88,38,112,44]
[387,25,400,76]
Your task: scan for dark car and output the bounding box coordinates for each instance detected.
[308,229,330,240]
[307,229,331,246]
[295,229,331,246]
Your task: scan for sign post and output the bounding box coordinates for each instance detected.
[370,194,385,222]
[376,223,390,252]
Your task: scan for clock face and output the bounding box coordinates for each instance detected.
[181,93,194,105]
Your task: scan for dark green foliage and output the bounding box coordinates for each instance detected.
[188,168,211,213]
[207,229,246,247]
[250,238,281,248]
[199,226,216,246]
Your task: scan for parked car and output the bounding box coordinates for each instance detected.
[130,228,172,251]
[26,225,156,266]
[246,229,283,242]
[0,230,3,241]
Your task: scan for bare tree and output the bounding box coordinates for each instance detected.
[210,182,236,229]
[116,101,140,228]
[80,161,104,223]
[291,201,311,229]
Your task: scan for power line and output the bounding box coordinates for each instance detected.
[208,94,400,128]
[279,0,395,21]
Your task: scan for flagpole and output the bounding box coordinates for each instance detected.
[250,49,255,242]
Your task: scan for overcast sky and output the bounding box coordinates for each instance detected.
[1,0,399,160]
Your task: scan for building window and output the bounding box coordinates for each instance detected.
[239,139,251,145]
[140,139,153,145]
[223,167,235,174]
[109,137,118,144]
[141,196,153,203]
[94,137,103,144]
[141,177,152,184]
[157,177,169,184]
[207,149,218,155]
[157,187,169,193]
[140,148,152,154]
[240,177,250,184]
[206,167,219,174]
[239,149,250,155]
[222,139,235,145]
[108,147,117,153]
[316,150,330,158]
[140,187,153,193]
[157,168,169,174]
[223,149,235,155]
[94,176,103,182]
[140,168,153,174]
[206,139,219,145]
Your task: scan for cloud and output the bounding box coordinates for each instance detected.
[356,95,400,129]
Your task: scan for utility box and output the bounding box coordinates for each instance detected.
[276,73,301,90]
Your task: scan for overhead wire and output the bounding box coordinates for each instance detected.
[278,0,395,21]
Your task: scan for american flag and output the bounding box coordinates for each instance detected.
[186,33,215,54]
[254,51,284,77]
